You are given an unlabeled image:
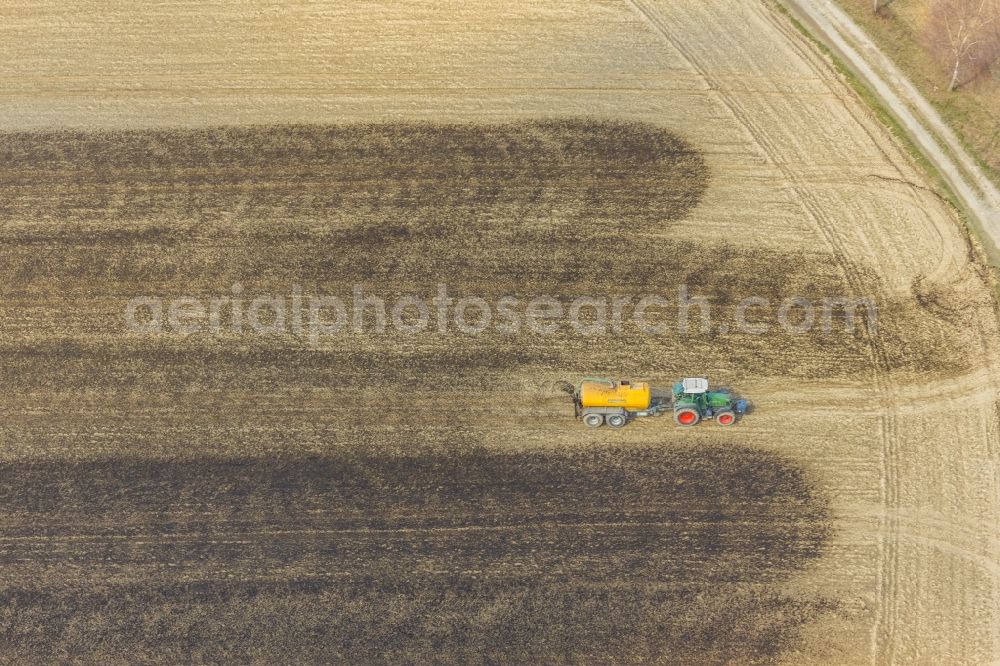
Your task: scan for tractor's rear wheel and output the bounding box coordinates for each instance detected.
[606,413,627,429]
[583,413,604,428]
[715,409,736,426]
[674,407,700,426]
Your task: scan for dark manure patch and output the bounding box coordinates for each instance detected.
[0,118,958,377]
[0,118,707,229]
[0,445,834,664]
[0,119,708,297]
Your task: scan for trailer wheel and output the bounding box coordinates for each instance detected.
[716,409,736,426]
[606,413,627,429]
[674,408,700,426]
[583,413,604,428]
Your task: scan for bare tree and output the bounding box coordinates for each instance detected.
[924,0,1000,91]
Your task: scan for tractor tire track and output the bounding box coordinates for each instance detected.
[625,2,902,661]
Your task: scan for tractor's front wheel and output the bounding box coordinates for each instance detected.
[583,413,604,428]
[715,409,736,426]
[606,413,627,429]
[674,407,700,426]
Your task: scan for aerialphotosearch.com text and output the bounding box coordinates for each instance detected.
[124,283,877,344]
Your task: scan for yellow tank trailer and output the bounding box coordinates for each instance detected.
[573,378,667,429]
[579,380,652,411]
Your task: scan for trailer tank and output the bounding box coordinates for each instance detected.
[578,380,651,411]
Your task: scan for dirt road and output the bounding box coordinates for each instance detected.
[1,0,999,663]
[781,0,1000,257]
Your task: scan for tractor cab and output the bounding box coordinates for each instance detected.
[679,377,708,394]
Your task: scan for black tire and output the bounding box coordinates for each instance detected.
[606,413,627,429]
[674,407,700,427]
[583,413,604,428]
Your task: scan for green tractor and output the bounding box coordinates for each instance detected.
[671,377,747,426]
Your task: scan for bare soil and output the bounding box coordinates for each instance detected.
[0,447,831,663]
